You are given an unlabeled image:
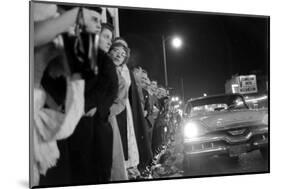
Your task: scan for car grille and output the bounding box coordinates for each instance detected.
[184,131,268,153]
[227,128,247,136]
[210,127,250,136]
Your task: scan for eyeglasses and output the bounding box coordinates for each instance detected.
[111,48,127,58]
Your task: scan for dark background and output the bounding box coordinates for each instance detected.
[119,9,269,99]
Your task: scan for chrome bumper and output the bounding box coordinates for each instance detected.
[184,127,268,157]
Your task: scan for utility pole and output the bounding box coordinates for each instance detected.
[181,77,185,102]
[162,35,168,88]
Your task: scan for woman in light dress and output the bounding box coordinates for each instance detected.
[108,40,140,179]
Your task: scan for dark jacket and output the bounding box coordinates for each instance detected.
[68,49,118,184]
[129,71,153,170]
[84,49,118,118]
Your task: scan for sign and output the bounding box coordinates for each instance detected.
[238,75,258,94]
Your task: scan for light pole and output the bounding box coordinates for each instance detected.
[162,35,182,88]
[162,35,168,88]
[181,77,185,102]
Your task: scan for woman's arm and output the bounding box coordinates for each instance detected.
[34,7,79,47]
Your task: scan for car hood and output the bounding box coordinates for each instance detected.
[189,109,268,131]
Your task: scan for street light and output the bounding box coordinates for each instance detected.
[172,37,182,48]
[162,35,182,88]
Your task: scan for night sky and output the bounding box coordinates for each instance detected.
[118,8,269,99]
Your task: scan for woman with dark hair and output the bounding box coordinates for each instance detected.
[67,22,118,184]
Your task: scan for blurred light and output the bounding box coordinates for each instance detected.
[256,95,267,101]
[175,97,179,101]
[178,109,183,116]
[172,37,182,48]
[237,101,243,105]
[179,101,182,105]
[203,93,207,97]
[262,114,268,125]
[245,95,268,103]
[184,122,199,138]
[231,84,239,93]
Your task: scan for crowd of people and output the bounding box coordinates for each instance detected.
[32,3,181,187]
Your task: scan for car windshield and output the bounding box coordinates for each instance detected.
[186,95,248,117]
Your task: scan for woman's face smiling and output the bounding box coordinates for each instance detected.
[110,46,127,66]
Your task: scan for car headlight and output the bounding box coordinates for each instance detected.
[184,121,206,138]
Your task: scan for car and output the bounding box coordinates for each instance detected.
[182,94,268,172]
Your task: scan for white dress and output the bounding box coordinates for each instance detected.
[119,65,140,168]
[109,69,128,181]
